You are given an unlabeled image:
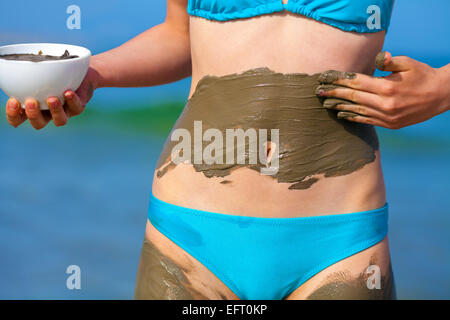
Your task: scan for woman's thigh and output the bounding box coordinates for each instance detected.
[134,220,240,300]
[285,237,396,300]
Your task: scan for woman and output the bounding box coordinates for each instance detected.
[5,0,450,299]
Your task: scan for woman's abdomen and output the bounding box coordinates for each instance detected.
[152,67,386,217]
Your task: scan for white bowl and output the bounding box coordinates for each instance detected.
[0,43,91,110]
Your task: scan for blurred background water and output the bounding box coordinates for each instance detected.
[0,0,449,299]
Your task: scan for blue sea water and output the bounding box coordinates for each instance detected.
[0,0,449,299]
[0,125,162,299]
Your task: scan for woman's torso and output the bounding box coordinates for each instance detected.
[152,6,387,217]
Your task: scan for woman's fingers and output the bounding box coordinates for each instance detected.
[6,90,85,129]
[64,90,85,117]
[315,51,426,129]
[46,97,68,126]
[321,95,406,129]
[6,98,27,127]
[318,70,386,94]
[323,99,387,119]
[315,85,384,111]
[318,51,416,96]
[24,98,51,130]
[323,98,398,128]
[336,111,392,128]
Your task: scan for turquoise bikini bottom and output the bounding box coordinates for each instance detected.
[147,194,388,300]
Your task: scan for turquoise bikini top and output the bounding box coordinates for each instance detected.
[187,0,394,33]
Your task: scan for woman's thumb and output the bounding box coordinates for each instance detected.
[375,51,415,72]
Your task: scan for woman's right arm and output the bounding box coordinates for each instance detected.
[93,0,191,88]
[6,0,190,129]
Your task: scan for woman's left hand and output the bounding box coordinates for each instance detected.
[315,51,450,129]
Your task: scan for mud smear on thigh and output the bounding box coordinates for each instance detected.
[306,256,396,300]
[134,238,207,299]
[156,68,379,189]
[134,239,230,300]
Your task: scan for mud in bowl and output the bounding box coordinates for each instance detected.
[0,50,79,62]
[0,43,91,110]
